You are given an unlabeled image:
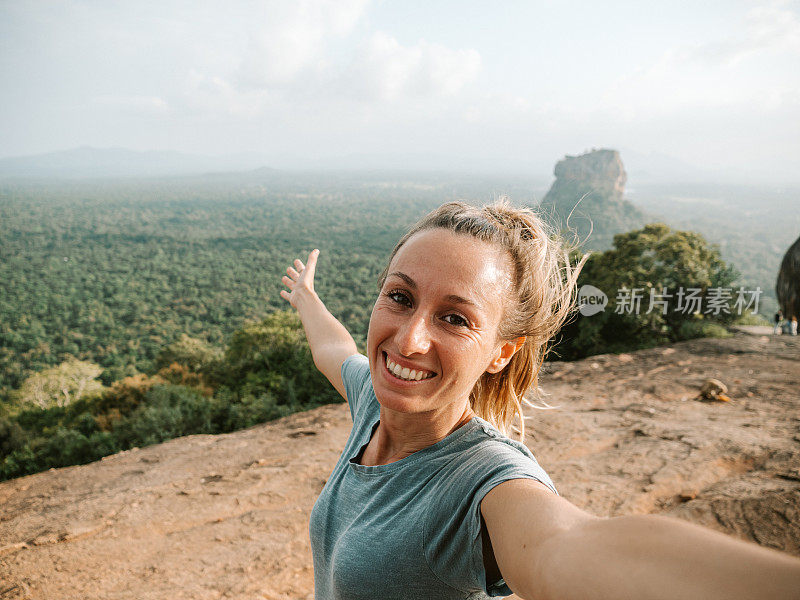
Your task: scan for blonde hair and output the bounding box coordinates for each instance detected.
[377,198,586,441]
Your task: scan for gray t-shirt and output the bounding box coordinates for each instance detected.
[309,353,557,600]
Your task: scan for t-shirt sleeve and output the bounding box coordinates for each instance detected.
[340,353,373,422]
[424,437,557,597]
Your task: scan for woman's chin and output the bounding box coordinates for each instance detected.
[372,380,424,412]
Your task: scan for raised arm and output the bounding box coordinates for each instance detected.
[481,478,800,600]
[280,249,358,400]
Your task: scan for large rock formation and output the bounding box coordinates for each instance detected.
[539,148,648,250]
[777,234,800,319]
[554,148,627,197]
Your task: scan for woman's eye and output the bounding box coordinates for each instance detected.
[443,314,468,327]
[387,291,411,306]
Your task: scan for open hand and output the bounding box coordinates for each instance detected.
[280,249,320,308]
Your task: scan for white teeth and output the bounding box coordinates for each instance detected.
[385,354,433,381]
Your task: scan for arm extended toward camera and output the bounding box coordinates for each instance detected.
[280,249,358,400]
[481,478,800,600]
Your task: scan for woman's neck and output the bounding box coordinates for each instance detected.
[369,401,476,465]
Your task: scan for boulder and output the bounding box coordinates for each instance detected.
[776,234,800,319]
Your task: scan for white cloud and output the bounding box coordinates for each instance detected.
[184,20,482,118]
[682,2,800,66]
[342,32,482,101]
[594,2,800,117]
[234,0,370,89]
[182,70,274,118]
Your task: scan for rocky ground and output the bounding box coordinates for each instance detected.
[1,331,799,600]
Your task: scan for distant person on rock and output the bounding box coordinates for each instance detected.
[281,199,800,600]
[792,316,798,336]
[774,310,783,334]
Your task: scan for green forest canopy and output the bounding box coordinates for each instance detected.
[0,174,781,402]
[0,173,781,480]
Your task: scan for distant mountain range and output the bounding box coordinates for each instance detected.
[0,147,269,179]
[0,146,763,185]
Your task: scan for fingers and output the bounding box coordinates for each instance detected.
[283,250,319,301]
[303,248,320,280]
[289,249,319,272]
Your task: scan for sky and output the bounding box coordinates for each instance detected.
[1,0,799,181]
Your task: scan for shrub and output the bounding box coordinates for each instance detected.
[676,321,732,340]
[555,223,740,359]
[219,310,340,409]
[94,373,166,418]
[156,362,214,396]
[154,334,223,375]
[0,417,26,456]
[112,383,214,448]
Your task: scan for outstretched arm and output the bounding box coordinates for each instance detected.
[481,478,800,600]
[280,249,358,400]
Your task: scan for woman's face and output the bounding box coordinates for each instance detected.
[367,228,516,417]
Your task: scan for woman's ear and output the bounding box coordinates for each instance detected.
[486,336,526,374]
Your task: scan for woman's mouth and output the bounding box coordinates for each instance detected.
[382,351,436,382]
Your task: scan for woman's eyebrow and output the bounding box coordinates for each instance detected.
[445,294,479,308]
[387,271,480,308]
[388,271,416,288]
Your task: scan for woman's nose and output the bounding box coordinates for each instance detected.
[396,315,431,356]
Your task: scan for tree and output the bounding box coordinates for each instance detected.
[555,223,740,359]
[15,359,105,409]
[154,333,223,374]
[220,310,340,408]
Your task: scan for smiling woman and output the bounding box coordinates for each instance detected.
[367,229,517,432]
[280,199,800,600]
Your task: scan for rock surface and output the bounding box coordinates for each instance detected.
[1,332,799,600]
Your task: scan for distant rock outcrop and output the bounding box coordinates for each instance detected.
[777,234,800,319]
[554,148,627,197]
[539,148,648,250]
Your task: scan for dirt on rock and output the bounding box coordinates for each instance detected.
[1,332,799,599]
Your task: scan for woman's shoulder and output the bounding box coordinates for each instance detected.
[435,416,558,495]
[341,352,370,385]
[467,416,539,461]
